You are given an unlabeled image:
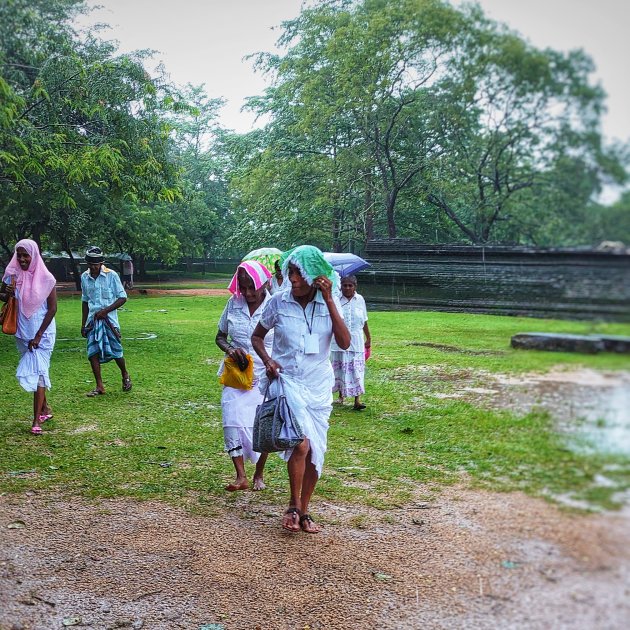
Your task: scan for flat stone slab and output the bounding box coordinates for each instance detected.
[511,333,630,354]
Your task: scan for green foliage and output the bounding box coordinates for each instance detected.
[229,0,627,249]
[0,0,183,263]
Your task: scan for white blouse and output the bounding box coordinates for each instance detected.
[14,287,56,342]
[331,293,367,353]
[269,275,287,295]
[218,292,273,381]
[259,289,343,387]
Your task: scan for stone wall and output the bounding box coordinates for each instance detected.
[358,241,630,321]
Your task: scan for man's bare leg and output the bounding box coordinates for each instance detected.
[88,354,105,394]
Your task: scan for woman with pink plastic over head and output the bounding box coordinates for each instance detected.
[1,239,57,434]
[215,261,274,491]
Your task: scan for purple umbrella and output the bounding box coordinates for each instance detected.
[323,252,370,278]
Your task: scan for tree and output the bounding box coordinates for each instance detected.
[232,0,626,248]
[0,0,182,276]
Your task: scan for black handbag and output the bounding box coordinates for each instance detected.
[253,379,304,453]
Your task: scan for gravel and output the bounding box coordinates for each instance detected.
[1,486,629,629]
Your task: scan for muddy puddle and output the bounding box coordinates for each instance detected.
[396,365,630,457]
[491,369,630,457]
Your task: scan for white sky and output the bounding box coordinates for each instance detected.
[83,0,630,143]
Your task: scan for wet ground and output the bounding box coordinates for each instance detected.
[491,369,630,457]
[1,487,629,630]
[403,364,630,458]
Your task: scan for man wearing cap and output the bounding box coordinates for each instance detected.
[81,246,132,396]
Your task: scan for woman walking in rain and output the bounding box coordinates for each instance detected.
[331,275,371,410]
[1,239,57,434]
[216,261,274,491]
[252,245,350,533]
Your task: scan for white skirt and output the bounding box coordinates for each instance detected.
[265,372,333,477]
[15,334,55,393]
[221,384,264,463]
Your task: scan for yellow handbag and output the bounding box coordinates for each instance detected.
[220,354,254,390]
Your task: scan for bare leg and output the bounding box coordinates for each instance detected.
[115,357,132,391]
[253,453,268,490]
[41,393,52,417]
[88,354,105,394]
[283,439,310,531]
[114,356,128,378]
[32,386,46,429]
[353,396,366,410]
[225,455,249,491]
[298,458,322,533]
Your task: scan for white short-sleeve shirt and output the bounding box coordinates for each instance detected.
[331,292,368,353]
[259,289,343,384]
[218,292,273,381]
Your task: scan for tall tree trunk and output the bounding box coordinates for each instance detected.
[386,190,398,239]
[365,172,374,241]
[138,254,147,280]
[331,207,342,252]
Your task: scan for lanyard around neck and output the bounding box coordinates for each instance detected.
[303,301,316,334]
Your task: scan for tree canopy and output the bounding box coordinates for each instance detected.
[1,0,628,265]
[230,0,627,249]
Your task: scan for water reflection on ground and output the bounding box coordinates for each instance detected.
[492,369,630,457]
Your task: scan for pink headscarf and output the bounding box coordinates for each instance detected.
[227,260,272,297]
[4,239,56,319]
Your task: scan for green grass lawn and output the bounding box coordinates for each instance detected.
[1,294,629,512]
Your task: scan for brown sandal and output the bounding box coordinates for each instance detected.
[282,507,301,532]
[299,513,321,534]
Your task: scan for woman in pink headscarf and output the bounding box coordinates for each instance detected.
[1,239,57,435]
[215,261,274,491]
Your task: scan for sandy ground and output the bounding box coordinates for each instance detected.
[1,487,629,630]
[55,285,231,298]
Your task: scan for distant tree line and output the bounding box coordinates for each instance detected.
[1,0,628,275]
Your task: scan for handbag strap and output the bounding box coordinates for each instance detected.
[261,373,285,403]
[260,380,272,403]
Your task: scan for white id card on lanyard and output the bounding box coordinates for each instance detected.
[303,302,319,354]
[304,333,319,354]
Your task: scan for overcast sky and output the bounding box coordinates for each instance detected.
[84,0,630,143]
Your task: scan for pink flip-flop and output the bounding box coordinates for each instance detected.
[39,414,53,423]
[30,426,43,435]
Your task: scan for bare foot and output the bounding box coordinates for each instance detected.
[252,476,266,491]
[225,478,249,491]
[299,513,321,534]
[282,507,301,532]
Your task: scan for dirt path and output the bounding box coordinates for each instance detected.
[1,487,628,630]
[54,286,231,298]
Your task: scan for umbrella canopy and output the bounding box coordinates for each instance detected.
[323,252,370,278]
[242,247,283,271]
